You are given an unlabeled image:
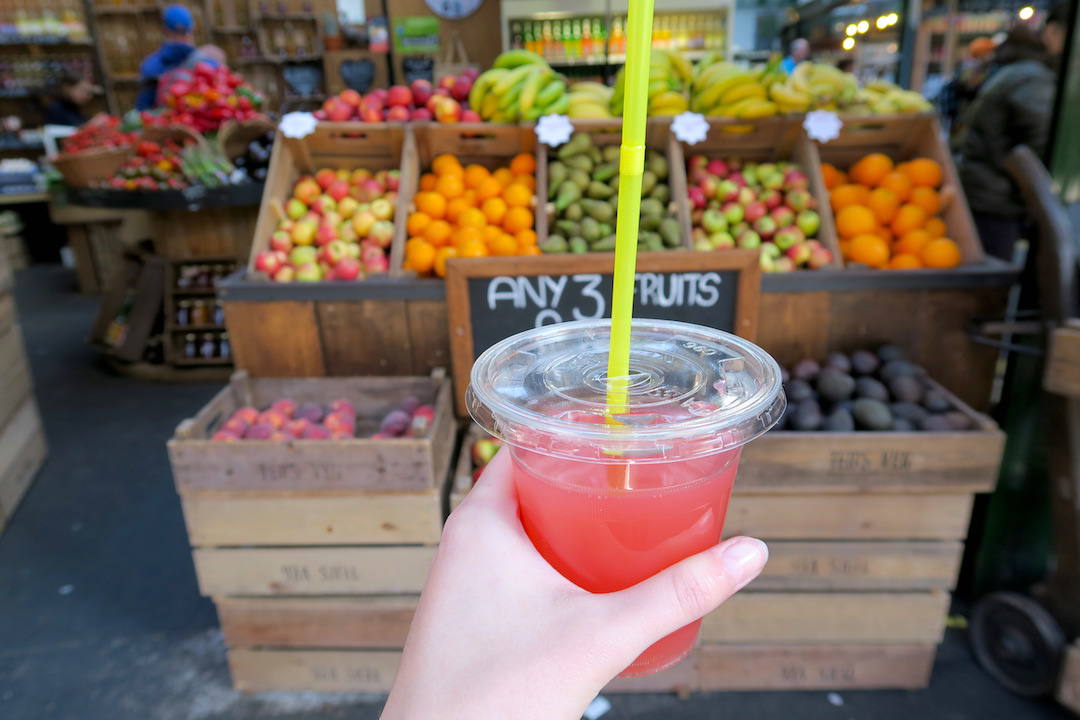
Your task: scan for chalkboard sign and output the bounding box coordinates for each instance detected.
[446,250,761,414]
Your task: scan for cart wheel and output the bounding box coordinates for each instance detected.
[970,591,1066,697]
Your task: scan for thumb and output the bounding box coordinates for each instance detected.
[606,536,768,646]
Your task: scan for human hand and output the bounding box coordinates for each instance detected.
[381,449,768,720]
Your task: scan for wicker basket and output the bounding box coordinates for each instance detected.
[217,115,275,160]
[141,124,206,149]
[52,147,134,187]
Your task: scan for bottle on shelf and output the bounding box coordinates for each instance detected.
[580,18,592,59]
[219,333,231,360]
[592,18,605,60]
[183,333,197,359]
[610,16,625,55]
[199,333,217,359]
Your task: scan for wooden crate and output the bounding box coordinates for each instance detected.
[0,398,47,531]
[813,113,984,265]
[152,205,258,263]
[1059,641,1080,715]
[0,322,31,432]
[1046,322,1080,397]
[168,370,456,493]
[670,115,843,267]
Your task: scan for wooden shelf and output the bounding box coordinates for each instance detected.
[213,25,251,34]
[255,13,319,21]
[0,36,92,47]
[109,73,141,84]
[171,287,222,296]
[167,323,226,332]
[94,6,158,15]
[172,356,233,366]
[237,54,322,65]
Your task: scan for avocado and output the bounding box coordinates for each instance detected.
[891,402,929,424]
[855,377,889,402]
[850,350,879,375]
[825,352,852,373]
[817,369,855,403]
[922,389,951,413]
[792,399,823,431]
[888,375,924,404]
[920,415,953,432]
[852,398,893,430]
[878,344,907,363]
[879,360,923,383]
[824,407,855,432]
[892,418,915,432]
[943,411,973,430]
[786,378,814,403]
[792,358,820,381]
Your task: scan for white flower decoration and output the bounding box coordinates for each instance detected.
[671,112,708,145]
[803,110,843,143]
[535,114,574,147]
[279,112,318,139]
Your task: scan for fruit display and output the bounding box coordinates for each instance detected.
[211,399,359,441]
[777,346,977,433]
[544,133,679,254]
[403,152,539,276]
[567,81,615,119]
[610,48,692,116]
[253,166,400,282]
[228,130,274,183]
[371,397,437,440]
[60,114,136,154]
[846,80,934,116]
[101,139,192,191]
[689,56,781,118]
[469,433,503,484]
[686,154,830,271]
[470,50,569,122]
[316,73,481,123]
[151,62,264,132]
[826,153,962,270]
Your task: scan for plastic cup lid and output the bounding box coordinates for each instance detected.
[467,319,786,463]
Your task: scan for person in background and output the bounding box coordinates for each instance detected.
[941,37,996,135]
[782,38,810,74]
[43,72,96,126]
[955,5,1068,260]
[136,5,218,110]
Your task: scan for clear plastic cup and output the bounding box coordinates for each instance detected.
[467,319,785,676]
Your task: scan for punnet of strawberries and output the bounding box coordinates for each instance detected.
[60,114,137,154]
[150,61,264,133]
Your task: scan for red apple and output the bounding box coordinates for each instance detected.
[339,89,362,107]
[212,430,241,442]
[357,178,385,202]
[269,230,292,253]
[293,177,321,204]
[223,416,250,435]
[451,76,472,102]
[255,250,285,275]
[387,85,413,108]
[706,159,729,177]
[770,206,795,228]
[743,201,767,223]
[461,109,482,123]
[234,407,260,424]
[410,107,434,121]
[385,170,400,192]
[324,97,352,122]
[329,399,356,417]
[438,75,456,91]
[314,169,338,190]
[324,411,355,435]
[258,409,287,429]
[272,265,296,283]
[360,107,383,123]
[386,105,410,122]
[334,256,362,281]
[271,399,296,417]
[410,79,433,106]
[320,239,349,265]
[310,195,337,216]
[370,88,388,103]
[302,424,330,439]
[434,97,462,123]
[327,179,350,202]
[368,220,394,248]
[284,418,310,438]
[315,221,338,247]
[349,168,372,185]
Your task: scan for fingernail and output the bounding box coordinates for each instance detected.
[719,537,768,588]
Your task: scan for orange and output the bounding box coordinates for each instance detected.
[873,226,894,244]
[481,225,504,245]
[489,232,519,256]
[877,171,913,202]
[839,239,853,261]
[459,238,490,258]
[515,229,538,248]
[452,226,483,249]
[431,154,461,175]
[445,196,472,223]
[406,211,431,236]
[836,205,878,238]
[404,240,436,274]
[924,217,947,238]
[511,173,537,192]
[520,245,542,256]
[435,173,465,199]
[423,219,453,247]
[502,206,534,234]
[463,164,490,189]
[895,229,931,256]
[476,176,504,202]
[848,233,890,268]
[419,173,437,192]
[891,204,928,237]
[415,191,446,219]
[902,158,943,188]
[821,162,847,190]
[462,189,478,206]
[867,188,900,224]
[909,186,941,215]
[921,238,962,268]
[830,184,871,212]
[849,153,894,187]
[433,246,458,278]
[481,196,508,225]
[503,183,532,208]
[458,207,487,229]
[492,167,513,186]
[509,152,536,176]
[888,253,922,270]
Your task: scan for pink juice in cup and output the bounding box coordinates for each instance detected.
[467,319,785,676]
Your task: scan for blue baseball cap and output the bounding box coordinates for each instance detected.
[163,5,194,33]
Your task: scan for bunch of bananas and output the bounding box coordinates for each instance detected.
[689,59,778,119]
[469,50,569,123]
[846,80,933,115]
[567,82,615,119]
[610,48,693,117]
[768,62,859,113]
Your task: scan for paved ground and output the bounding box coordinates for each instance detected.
[0,265,1073,720]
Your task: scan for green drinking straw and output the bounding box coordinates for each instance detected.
[606,0,655,416]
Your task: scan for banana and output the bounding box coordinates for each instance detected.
[788,62,813,94]
[480,93,500,120]
[720,82,767,105]
[661,49,694,85]
[768,82,811,111]
[693,61,743,92]
[569,82,612,101]
[538,93,570,116]
[695,72,755,111]
[648,78,671,98]
[498,76,527,116]
[649,91,689,115]
[517,66,549,114]
[493,49,548,70]
[492,64,535,97]
[534,76,565,109]
[567,102,613,119]
[468,68,506,114]
[734,98,778,119]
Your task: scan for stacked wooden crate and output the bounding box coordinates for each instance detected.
[0,211,26,272]
[166,370,456,692]
[0,251,46,533]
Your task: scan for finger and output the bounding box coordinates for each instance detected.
[456,446,515,515]
[604,536,768,645]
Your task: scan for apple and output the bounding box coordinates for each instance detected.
[728,172,747,188]
[329,399,356,417]
[451,75,472,102]
[688,154,708,173]
[736,229,762,249]
[737,187,757,206]
[770,206,795,228]
[270,230,293,253]
[438,74,457,91]
[753,216,778,239]
[785,190,813,212]
[327,179,350,202]
[692,236,713,251]
[461,109,482,123]
[783,169,809,191]
[258,409,287,429]
[286,197,307,220]
[709,231,735,249]
[295,262,323,282]
[290,219,316,246]
[797,209,820,236]
[339,88,362,107]
[244,423,274,439]
[324,410,355,435]
[691,227,708,245]
[760,242,781,260]
[357,178,385,202]
[689,167,710,186]
[370,197,394,221]
[688,186,707,210]
[289,245,318,266]
[732,221,749,237]
[741,164,758,187]
[721,202,744,225]
[302,424,330,439]
[362,245,389,273]
[786,241,812,266]
[808,243,833,269]
[434,97,462,123]
[343,238,361,257]
[284,418,310,438]
[270,399,296,418]
[311,195,337,217]
[352,209,376,237]
[315,169,338,190]
[743,201,767,223]
[337,221,358,243]
[336,196,359,220]
[223,416,250,435]
[699,175,720,200]
[773,226,805,250]
[315,221,338,247]
[293,177,321,204]
[773,257,797,273]
[759,252,775,273]
[234,407,260,424]
[760,189,782,210]
[716,179,740,203]
[385,170,401,192]
[361,93,384,112]
[360,107,383,123]
[370,87,389,103]
[212,430,241,442]
[701,208,728,233]
[706,159,728,177]
[324,97,352,122]
[410,107,434,121]
[320,239,349,265]
[349,168,372,186]
[386,105,410,122]
[691,209,704,227]
[411,79,433,106]
[387,85,413,108]
[272,265,296,282]
[255,250,284,275]
[334,256,362,281]
[368,220,395,248]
